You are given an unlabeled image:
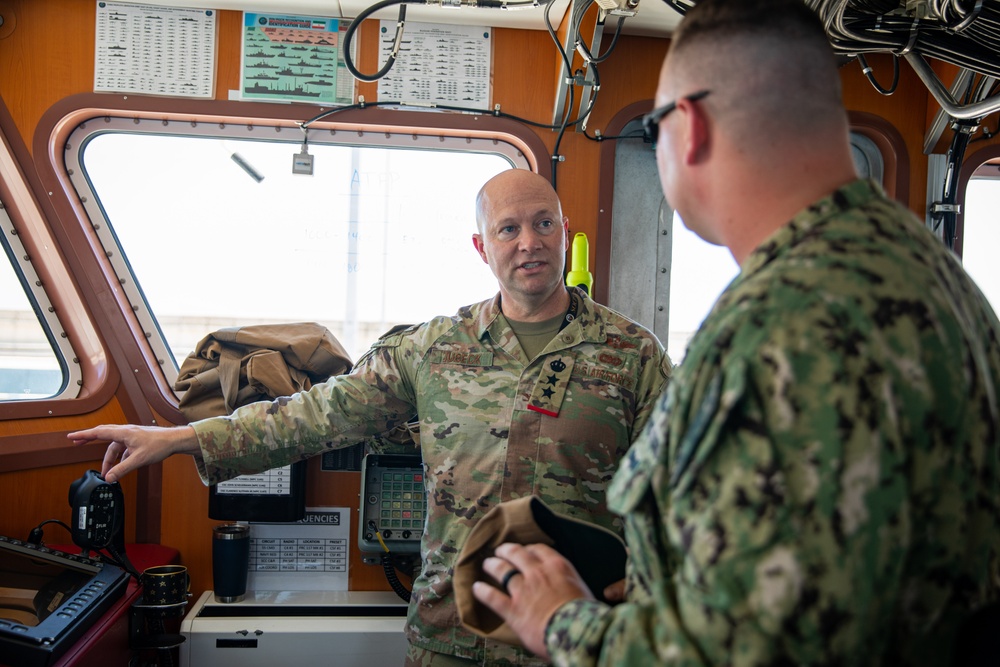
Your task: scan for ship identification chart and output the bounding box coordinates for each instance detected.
[377,21,492,110]
[94,2,216,98]
[241,13,354,105]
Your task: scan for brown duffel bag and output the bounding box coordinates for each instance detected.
[173,322,353,422]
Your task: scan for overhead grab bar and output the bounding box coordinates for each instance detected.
[904,52,1000,120]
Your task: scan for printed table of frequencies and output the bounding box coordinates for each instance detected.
[250,537,348,572]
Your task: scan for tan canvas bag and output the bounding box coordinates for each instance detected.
[173,323,353,422]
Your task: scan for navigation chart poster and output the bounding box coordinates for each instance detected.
[241,13,354,106]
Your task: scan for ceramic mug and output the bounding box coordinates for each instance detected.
[141,564,189,606]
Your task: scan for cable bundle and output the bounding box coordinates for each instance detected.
[810,0,1000,79]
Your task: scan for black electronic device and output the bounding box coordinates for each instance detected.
[208,460,308,522]
[67,470,139,580]
[0,535,130,667]
[358,454,425,554]
[68,469,126,554]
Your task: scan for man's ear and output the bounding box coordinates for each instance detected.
[472,234,489,264]
[680,97,710,166]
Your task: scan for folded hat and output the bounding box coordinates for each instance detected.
[454,495,627,647]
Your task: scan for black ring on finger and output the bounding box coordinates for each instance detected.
[500,568,521,593]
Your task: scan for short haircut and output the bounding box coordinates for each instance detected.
[672,0,832,53]
[667,0,844,137]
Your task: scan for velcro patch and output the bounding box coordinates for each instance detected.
[428,349,494,366]
[604,334,640,351]
[574,360,637,392]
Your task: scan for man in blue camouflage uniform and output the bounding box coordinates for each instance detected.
[71,169,672,666]
[474,1,1000,665]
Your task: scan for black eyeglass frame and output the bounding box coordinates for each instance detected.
[642,90,711,145]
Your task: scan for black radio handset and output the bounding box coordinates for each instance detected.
[68,469,138,578]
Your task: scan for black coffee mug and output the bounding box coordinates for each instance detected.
[141,565,189,606]
[212,523,250,603]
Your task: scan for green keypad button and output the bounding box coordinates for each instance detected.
[380,472,427,529]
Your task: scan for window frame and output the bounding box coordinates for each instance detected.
[31,94,549,426]
[0,100,114,422]
[594,103,909,357]
[68,114,534,386]
[957,144,1000,261]
[0,202,75,400]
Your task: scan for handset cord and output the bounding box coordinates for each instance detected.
[370,519,413,602]
[103,543,141,580]
[382,554,412,603]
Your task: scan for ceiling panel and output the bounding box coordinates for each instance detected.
[338,0,573,30]
[612,0,683,38]
[130,0,681,35]
[134,0,574,31]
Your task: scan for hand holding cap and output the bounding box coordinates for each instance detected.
[453,495,627,647]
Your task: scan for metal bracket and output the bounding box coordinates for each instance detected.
[929,202,961,214]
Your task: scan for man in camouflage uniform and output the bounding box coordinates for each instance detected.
[70,169,672,666]
[474,1,1000,665]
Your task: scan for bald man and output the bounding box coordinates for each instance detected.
[71,169,671,666]
[475,1,1000,665]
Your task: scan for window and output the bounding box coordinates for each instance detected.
[606,126,889,363]
[666,213,737,360]
[605,117,738,363]
[0,210,67,400]
[69,116,528,388]
[961,171,1000,312]
[0,166,80,403]
[665,130,888,360]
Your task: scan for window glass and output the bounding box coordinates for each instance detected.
[605,123,739,364]
[0,215,65,400]
[962,176,1000,311]
[667,212,738,362]
[665,130,881,361]
[79,129,517,376]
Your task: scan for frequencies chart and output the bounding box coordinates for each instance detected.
[251,536,347,572]
[247,507,351,591]
[216,466,294,495]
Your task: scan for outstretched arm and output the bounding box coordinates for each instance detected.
[69,424,201,483]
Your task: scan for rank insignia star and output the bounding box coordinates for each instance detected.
[528,354,574,417]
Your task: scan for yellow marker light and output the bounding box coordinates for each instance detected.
[566,232,594,295]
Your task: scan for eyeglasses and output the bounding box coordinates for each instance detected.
[642,90,711,145]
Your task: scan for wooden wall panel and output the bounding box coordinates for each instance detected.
[839,53,930,214]
[0,460,138,546]
[0,0,93,151]
[0,406,131,535]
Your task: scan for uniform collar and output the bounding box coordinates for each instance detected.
[475,287,607,346]
[739,178,883,279]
